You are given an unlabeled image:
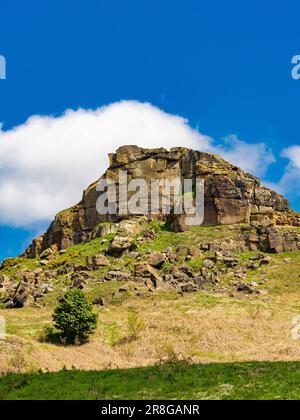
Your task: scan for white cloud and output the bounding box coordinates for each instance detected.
[271,146,300,197]
[0,100,275,227]
[216,135,275,178]
[260,146,300,203]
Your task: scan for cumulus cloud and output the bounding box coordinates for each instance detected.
[259,146,300,203]
[0,100,275,227]
[215,135,275,178]
[271,146,300,197]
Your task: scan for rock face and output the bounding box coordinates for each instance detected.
[193,221,300,254]
[24,146,297,258]
[3,268,54,308]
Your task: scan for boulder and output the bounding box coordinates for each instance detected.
[0,274,9,288]
[194,275,206,285]
[6,281,35,308]
[108,235,132,256]
[188,247,203,257]
[147,252,167,268]
[203,259,215,269]
[181,283,197,293]
[40,283,54,294]
[103,270,132,282]
[70,271,93,289]
[71,277,88,289]
[172,271,190,283]
[86,254,110,269]
[175,265,194,278]
[259,256,272,266]
[250,253,265,261]
[118,286,129,293]
[33,269,46,283]
[39,247,54,259]
[134,263,163,287]
[93,297,105,306]
[236,282,254,294]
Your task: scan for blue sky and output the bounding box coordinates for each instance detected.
[1,0,300,260]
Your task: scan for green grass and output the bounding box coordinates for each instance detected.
[137,223,239,254]
[0,223,259,282]
[1,362,300,400]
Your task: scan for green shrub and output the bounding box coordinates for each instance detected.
[127,311,145,341]
[53,289,98,344]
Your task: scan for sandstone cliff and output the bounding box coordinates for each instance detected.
[24,146,299,258]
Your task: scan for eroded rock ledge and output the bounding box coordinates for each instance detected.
[24,146,300,258]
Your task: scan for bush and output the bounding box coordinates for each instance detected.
[53,289,98,344]
[127,311,145,341]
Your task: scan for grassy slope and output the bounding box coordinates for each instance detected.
[1,362,300,400]
[2,224,300,399]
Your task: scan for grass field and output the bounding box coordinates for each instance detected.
[2,249,300,374]
[1,362,300,400]
[2,224,300,399]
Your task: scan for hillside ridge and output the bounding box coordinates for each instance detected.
[1,146,300,311]
[24,145,298,258]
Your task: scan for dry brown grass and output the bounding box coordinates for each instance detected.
[2,251,300,374]
[1,288,300,374]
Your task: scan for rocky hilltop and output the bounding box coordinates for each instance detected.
[3,147,300,374]
[25,145,299,258]
[2,146,300,310]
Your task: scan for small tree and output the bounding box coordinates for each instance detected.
[53,289,98,344]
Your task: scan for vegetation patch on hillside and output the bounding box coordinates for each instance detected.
[1,362,300,400]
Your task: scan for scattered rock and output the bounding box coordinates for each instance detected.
[236,282,254,294]
[234,272,247,281]
[172,271,190,283]
[107,217,148,256]
[130,252,141,259]
[147,252,166,268]
[250,253,265,261]
[203,259,215,269]
[258,289,269,296]
[134,263,163,288]
[249,281,259,287]
[39,248,53,259]
[176,246,189,257]
[246,262,259,270]
[86,254,110,269]
[70,271,93,289]
[71,277,87,289]
[0,274,9,288]
[108,235,132,256]
[93,297,105,306]
[57,262,74,275]
[6,281,35,308]
[176,265,194,278]
[259,256,272,266]
[188,247,202,257]
[103,270,132,282]
[40,283,54,294]
[39,260,49,266]
[181,283,197,293]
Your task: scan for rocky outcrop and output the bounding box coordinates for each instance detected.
[191,221,300,255]
[3,269,55,308]
[24,146,297,258]
[107,217,148,256]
